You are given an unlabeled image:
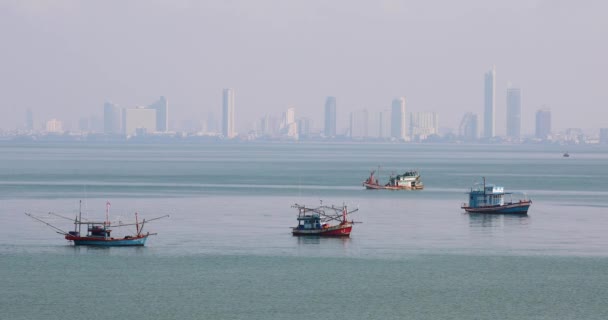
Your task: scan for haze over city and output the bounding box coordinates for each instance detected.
[1,0,606,135]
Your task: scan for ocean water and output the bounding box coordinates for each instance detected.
[1,142,608,319]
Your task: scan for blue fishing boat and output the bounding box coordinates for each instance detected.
[461,178,532,214]
[25,200,169,247]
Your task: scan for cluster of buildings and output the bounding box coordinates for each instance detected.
[103,96,168,136]
[5,67,607,144]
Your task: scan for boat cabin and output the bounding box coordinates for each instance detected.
[388,171,421,187]
[295,214,322,230]
[468,184,505,207]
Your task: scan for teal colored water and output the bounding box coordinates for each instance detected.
[1,142,608,319]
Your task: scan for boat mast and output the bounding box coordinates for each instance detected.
[105,201,110,227]
[135,212,139,235]
[483,177,487,205]
[105,201,110,240]
[78,200,82,234]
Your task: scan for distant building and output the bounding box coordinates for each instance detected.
[535,108,552,140]
[324,96,337,137]
[297,118,312,137]
[367,111,381,138]
[206,112,218,133]
[410,112,439,140]
[281,107,298,139]
[123,107,156,136]
[506,87,521,139]
[600,128,608,144]
[103,102,122,134]
[26,109,34,131]
[46,119,63,133]
[391,97,406,140]
[350,109,369,138]
[379,109,391,138]
[459,112,478,141]
[259,114,278,137]
[222,88,236,138]
[148,96,169,132]
[484,66,496,138]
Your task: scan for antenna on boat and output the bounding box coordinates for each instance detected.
[79,200,82,235]
[135,212,139,235]
[105,200,110,227]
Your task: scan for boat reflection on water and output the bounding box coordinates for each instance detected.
[296,235,351,245]
[468,212,530,228]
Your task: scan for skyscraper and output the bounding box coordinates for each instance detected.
[45,119,63,133]
[281,107,298,139]
[297,118,312,138]
[535,108,552,140]
[148,96,168,132]
[410,112,439,140]
[484,66,496,138]
[391,97,406,140]
[222,88,235,138]
[506,87,522,139]
[103,102,122,134]
[349,109,369,138]
[324,96,336,137]
[459,112,478,141]
[379,109,391,138]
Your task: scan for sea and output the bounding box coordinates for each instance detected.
[1,142,607,319]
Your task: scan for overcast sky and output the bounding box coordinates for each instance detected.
[1,0,606,134]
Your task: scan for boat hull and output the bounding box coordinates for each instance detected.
[66,235,148,246]
[462,201,531,214]
[363,182,423,190]
[292,224,352,237]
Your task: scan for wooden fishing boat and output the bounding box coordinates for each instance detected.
[25,201,169,246]
[461,178,532,214]
[363,168,424,190]
[292,202,359,237]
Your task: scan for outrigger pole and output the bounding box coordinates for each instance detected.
[24,213,69,235]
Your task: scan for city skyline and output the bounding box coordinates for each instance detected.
[1,1,607,133]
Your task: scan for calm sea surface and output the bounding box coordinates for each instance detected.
[1,142,607,319]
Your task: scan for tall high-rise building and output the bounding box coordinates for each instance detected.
[535,108,552,140]
[391,97,406,140]
[46,119,63,133]
[506,87,522,139]
[103,102,122,134]
[484,66,496,138]
[324,96,337,137]
[410,112,439,140]
[148,96,168,132]
[297,118,312,137]
[349,109,369,138]
[26,109,34,131]
[222,88,236,138]
[459,112,478,141]
[281,107,298,139]
[379,109,391,138]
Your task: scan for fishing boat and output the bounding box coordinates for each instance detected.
[25,201,169,246]
[292,202,359,237]
[363,168,424,190]
[461,178,532,214]
[563,152,570,158]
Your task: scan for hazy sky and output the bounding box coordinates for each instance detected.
[1,0,606,134]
